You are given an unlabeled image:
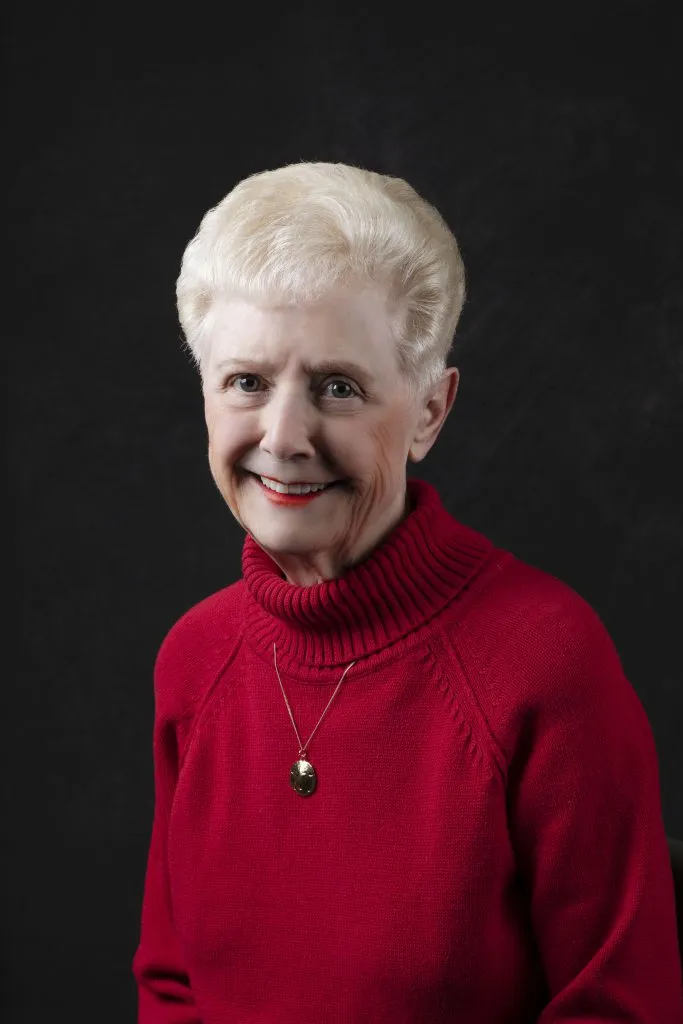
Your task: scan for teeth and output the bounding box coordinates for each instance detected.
[260,477,329,495]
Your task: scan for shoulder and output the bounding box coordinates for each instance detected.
[460,550,611,659]
[439,550,643,769]
[153,579,247,721]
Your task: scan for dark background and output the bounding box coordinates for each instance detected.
[5,3,682,1020]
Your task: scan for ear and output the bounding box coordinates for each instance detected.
[408,367,460,463]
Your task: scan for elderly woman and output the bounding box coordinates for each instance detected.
[132,162,682,1022]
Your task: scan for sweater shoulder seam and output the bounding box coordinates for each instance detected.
[154,579,247,723]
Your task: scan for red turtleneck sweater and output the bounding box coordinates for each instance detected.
[132,479,683,1022]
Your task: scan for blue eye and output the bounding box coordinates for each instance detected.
[232,375,262,393]
[325,380,356,399]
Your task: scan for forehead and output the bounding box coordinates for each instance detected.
[203,289,398,372]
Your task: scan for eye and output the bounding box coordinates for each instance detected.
[323,379,358,400]
[229,374,263,393]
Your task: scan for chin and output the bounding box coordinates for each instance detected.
[250,523,333,555]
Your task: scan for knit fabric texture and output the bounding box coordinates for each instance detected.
[133,477,683,1022]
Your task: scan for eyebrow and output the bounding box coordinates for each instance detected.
[212,357,375,385]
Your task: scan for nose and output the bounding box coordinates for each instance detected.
[258,385,317,461]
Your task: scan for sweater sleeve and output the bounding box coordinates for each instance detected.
[132,585,242,1022]
[132,686,201,1021]
[505,606,683,1021]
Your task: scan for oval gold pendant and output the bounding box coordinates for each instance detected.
[290,759,317,796]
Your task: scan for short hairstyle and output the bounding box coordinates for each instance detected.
[176,161,466,395]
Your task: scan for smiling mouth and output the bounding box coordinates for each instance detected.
[244,471,344,493]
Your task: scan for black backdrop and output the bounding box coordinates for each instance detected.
[6,3,682,1020]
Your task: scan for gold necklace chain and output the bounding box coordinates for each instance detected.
[273,642,357,797]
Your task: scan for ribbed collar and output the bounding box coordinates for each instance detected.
[241,477,494,678]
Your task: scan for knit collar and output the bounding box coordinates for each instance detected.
[241,477,494,678]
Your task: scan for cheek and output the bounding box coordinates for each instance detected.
[340,410,407,466]
[367,415,410,479]
[206,413,243,465]
[344,418,408,518]
[206,427,246,501]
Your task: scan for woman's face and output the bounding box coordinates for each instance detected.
[201,287,458,585]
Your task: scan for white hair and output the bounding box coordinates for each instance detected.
[176,161,466,396]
